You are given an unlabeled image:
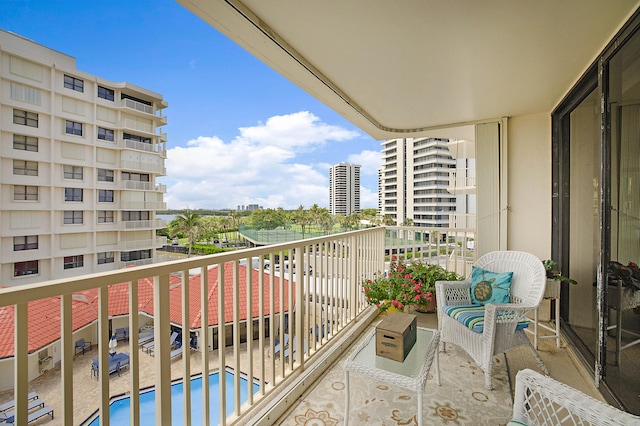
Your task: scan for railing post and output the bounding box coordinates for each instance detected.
[129,280,140,426]
[154,274,171,425]
[14,302,28,426]
[98,286,110,425]
[61,294,73,425]
[181,270,191,426]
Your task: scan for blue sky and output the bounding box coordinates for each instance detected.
[0,0,383,210]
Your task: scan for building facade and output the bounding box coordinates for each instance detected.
[329,162,360,216]
[380,137,459,227]
[0,30,167,286]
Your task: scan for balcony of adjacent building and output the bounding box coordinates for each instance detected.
[118,236,167,252]
[119,159,166,176]
[119,138,167,158]
[120,200,167,211]
[115,97,168,126]
[118,218,166,230]
[0,226,601,425]
[118,180,167,193]
[448,168,476,194]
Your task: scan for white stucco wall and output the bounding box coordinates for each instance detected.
[507,113,552,260]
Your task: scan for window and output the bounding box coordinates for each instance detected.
[14,236,38,251]
[122,172,150,182]
[98,210,114,223]
[63,165,83,180]
[122,211,149,221]
[97,127,114,142]
[63,210,83,224]
[98,86,114,101]
[98,189,114,202]
[13,134,38,152]
[13,109,38,127]
[97,169,114,182]
[65,188,83,202]
[65,120,83,136]
[63,255,84,269]
[121,249,151,262]
[97,251,115,265]
[64,75,84,92]
[13,160,38,176]
[123,133,151,144]
[14,185,38,201]
[14,260,38,277]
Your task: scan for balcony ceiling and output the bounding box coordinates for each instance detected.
[178,0,640,140]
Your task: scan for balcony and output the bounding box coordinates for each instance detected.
[0,226,595,425]
[448,168,476,194]
[118,236,168,251]
[117,119,154,135]
[120,201,167,210]
[120,139,167,157]
[120,160,166,175]
[119,218,166,230]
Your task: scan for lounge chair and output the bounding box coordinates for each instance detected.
[170,344,183,359]
[3,405,54,425]
[141,339,155,354]
[74,338,92,356]
[283,337,307,361]
[148,331,179,356]
[271,334,290,358]
[0,392,38,413]
[114,327,129,341]
[1,398,45,422]
[137,330,154,345]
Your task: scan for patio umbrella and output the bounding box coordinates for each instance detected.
[109,334,117,355]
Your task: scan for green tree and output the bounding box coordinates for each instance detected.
[402,218,414,226]
[169,210,202,257]
[383,214,396,226]
[292,205,314,239]
[248,208,286,230]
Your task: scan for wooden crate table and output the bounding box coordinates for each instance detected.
[343,325,440,426]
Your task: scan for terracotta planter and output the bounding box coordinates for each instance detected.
[414,297,437,313]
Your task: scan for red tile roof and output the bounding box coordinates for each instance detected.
[0,265,290,359]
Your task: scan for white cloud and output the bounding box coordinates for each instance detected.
[348,150,383,175]
[163,111,366,210]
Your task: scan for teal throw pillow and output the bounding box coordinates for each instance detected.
[470,266,513,305]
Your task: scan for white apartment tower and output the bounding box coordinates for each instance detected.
[380,138,457,227]
[329,162,360,216]
[0,30,168,286]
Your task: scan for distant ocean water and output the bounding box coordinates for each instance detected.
[157,214,177,222]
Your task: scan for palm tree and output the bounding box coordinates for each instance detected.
[170,210,201,257]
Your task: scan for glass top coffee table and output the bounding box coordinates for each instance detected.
[343,326,440,426]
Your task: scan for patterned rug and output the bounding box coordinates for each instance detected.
[280,335,513,425]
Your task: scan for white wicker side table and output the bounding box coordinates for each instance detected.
[527,278,561,349]
[343,326,440,426]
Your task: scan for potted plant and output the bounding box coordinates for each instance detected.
[541,259,576,300]
[362,256,462,313]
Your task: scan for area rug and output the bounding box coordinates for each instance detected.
[281,336,513,425]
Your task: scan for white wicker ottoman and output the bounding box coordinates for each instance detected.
[343,326,440,426]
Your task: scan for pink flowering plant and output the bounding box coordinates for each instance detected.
[363,256,462,312]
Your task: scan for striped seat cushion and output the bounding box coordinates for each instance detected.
[442,305,530,334]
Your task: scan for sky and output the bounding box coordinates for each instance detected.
[0,0,383,210]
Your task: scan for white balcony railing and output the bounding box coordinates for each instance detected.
[117,119,153,134]
[120,201,167,210]
[448,168,476,193]
[120,219,167,230]
[118,236,168,251]
[119,98,154,115]
[120,160,166,175]
[0,226,475,425]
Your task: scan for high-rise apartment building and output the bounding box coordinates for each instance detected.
[0,30,168,286]
[329,162,360,216]
[380,138,458,227]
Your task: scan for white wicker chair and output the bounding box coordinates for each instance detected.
[511,368,640,425]
[436,250,548,389]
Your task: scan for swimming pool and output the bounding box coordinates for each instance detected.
[86,371,259,425]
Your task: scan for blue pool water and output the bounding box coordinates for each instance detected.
[87,371,259,425]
